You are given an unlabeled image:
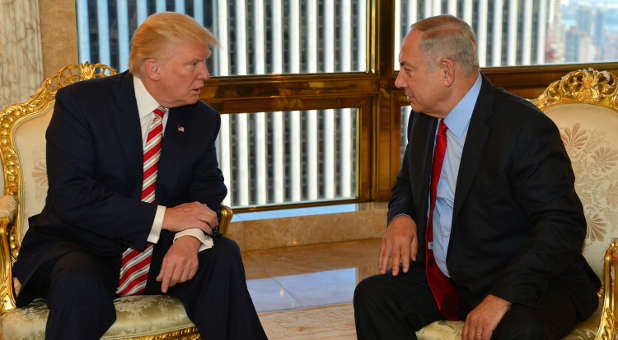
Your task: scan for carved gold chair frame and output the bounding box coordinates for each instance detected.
[0,63,233,340]
[533,68,617,340]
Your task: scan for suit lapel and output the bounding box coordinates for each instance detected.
[109,72,143,192]
[157,108,187,200]
[452,75,495,225]
[409,113,437,230]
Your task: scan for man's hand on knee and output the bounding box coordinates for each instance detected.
[378,215,418,276]
[462,294,511,340]
[156,236,201,293]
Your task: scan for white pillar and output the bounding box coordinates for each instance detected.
[272,0,285,202]
[492,0,504,66]
[523,0,533,65]
[477,0,488,67]
[97,0,111,66]
[76,0,91,63]
[290,0,302,201]
[117,0,130,71]
[537,0,548,64]
[507,0,519,65]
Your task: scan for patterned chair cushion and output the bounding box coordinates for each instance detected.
[0,295,196,340]
[416,298,601,340]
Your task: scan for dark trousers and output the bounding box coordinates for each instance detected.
[18,236,267,340]
[353,265,578,340]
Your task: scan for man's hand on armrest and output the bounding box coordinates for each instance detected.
[163,202,218,235]
[13,277,21,296]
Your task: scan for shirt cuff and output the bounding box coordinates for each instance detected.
[174,228,213,252]
[147,205,166,244]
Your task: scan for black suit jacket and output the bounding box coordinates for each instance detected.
[13,71,227,301]
[388,74,600,319]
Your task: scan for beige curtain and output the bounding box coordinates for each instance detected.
[0,0,44,110]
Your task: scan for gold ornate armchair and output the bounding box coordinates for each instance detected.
[416,69,618,340]
[0,63,233,339]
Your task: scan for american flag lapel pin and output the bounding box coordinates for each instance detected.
[177,125,185,133]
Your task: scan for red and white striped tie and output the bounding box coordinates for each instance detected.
[117,106,165,296]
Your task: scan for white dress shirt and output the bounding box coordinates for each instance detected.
[431,74,482,277]
[133,76,212,251]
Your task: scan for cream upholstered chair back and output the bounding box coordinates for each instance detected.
[14,97,50,243]
[416,69,618,340]
[0,63,116,268]
[533,68,618,281]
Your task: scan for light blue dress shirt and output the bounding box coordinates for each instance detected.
[432,74,482,277]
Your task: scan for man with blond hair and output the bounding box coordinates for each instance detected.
[354,15,599,340]
[13,12,267,340]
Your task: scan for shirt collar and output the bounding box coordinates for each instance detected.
[133,75,167,119]
[443,73,482,139]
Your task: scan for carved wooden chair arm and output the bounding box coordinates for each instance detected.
[219,205,233,235]
[0,216,16,314]
[595,238,618,340]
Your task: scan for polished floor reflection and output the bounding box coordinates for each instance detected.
[244,238,381,340]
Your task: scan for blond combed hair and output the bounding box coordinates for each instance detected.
[412,15,479,75]
[129,12,217,77]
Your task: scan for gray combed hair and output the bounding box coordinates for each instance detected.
[412,15,479,75]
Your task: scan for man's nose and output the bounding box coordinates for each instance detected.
[199,63,210,80]
[394,72,405,88]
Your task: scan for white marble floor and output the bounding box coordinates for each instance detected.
[243,238,382,340]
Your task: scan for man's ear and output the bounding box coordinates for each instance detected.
[439,58,455,87]
[143,59,161,81]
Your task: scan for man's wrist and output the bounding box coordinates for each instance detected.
[175,234,202,250]
[389,213,414,227]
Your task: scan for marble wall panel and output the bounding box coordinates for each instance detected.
[0,0,46,195]
[0,0,77,195]
[229,203,387,251]
[0,0,44,109]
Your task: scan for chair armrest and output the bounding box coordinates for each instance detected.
[219,205,233,236]
[595,238,617,340]
[0,197,16,314]
[0,195,17,220]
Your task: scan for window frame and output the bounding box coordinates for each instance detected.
[199,0,618,211]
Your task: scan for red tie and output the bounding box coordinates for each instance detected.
[426,120,460,320]
[116,107,165,296]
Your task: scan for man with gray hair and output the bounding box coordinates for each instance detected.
[354,15,599,340]
[13,12,267,340]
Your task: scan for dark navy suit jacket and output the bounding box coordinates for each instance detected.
[388,74,600,319]
[13,71,227,303]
